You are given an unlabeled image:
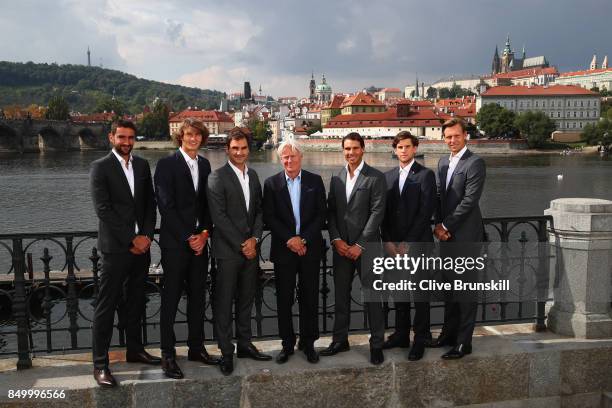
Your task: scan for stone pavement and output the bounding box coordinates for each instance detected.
[0,324,611,408]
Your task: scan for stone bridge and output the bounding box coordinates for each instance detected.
[0,119,110,153]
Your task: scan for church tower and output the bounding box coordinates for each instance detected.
[492,45,501,74]
[602,56,608,69]
[309,72,316,102]
[501,34,514,73]
[590,54,598,70]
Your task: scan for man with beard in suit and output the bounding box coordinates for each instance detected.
[381,131,437,361]
[154,118,220,379]
[263,140,326,364]
[90,120,159,388]
[429,118,486,359]
[207,128,272,375]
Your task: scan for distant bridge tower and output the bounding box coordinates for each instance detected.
[87,47,91,67]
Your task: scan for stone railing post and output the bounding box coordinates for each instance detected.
[545,198,612,338]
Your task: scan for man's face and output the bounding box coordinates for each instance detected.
[443,124,468,155]
[343,139,364,166]
[226,137,250,167]
[109,127,135,157]
[280,146,302,176]
[395,138,417,165]
[181,126,202,154]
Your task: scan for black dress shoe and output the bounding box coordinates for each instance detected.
[303,346,319,364]
[237,343,273,361]
[161,357,184,379]
[276,348,294,364]
[370,347,384,365]
[408,342,425,361]
[126,350,161,365]
[297,340,305,351]
[93,368,117,388]
[427,335,457,348]
[188,348,221,365]
[219,355,234,376]
[382,334,410,350]
[319,341,350,356]
[441,344,472,360]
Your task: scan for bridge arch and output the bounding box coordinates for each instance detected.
[38,126,65,151]
[0,123,19,152]
[78,128,97,150]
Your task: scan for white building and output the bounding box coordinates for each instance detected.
[555,55,611,92]
[378,88,403,101]
[477,85,600,132]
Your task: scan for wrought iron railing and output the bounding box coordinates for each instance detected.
[0,215,554,369]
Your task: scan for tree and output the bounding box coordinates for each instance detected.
[581,119,612,146]
[137,99,170,139]
[307,123,322,135]
[45,95,70,120]
[607,107,612,121]
[476,103,517,138]
[514,111,556,148]
[249,119,270,143]
[438,87,452,99]
[426,87,437,99]
[95,96,126,117]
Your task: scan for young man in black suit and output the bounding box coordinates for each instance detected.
[381,131,437,361]
[154,119,220,379]
[90,120,159,388]
[263,140,326,364]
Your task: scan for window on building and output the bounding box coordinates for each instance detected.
[535,101,539,107]
[557,112,561,118]
[580,122,583,128]
[580,101,584,107]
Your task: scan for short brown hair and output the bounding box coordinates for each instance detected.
[442,118,467,135]
[226,127,251,148]
[392,131,419,148]
[111,119,137,135]
[342,132,365,148]
[173,118,209,147]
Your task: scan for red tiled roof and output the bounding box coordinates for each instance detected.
[325,108,450,128]
[71,112,115,122]
[340,92,385,108]
[323,95,346,109]
[492,67,558,80]
[396,99,434,108]
[481,85,598,97]
[559,67,612,77]
[381,88,401,93]
[169,110,234,123]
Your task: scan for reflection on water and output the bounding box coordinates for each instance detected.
[0,149,611,234]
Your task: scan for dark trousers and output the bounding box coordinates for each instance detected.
[391,301,431,344]
[332,252,385,348]
[274,257,320,349]
[160,248,208,358]
[92,251,149,369]
[214,258,258,356]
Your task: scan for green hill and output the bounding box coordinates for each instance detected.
[0,61,225,114]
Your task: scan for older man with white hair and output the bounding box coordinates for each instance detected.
[263,140,326,364]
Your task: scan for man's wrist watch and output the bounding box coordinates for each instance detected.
[301,238,307,245]
[254,237,260,244]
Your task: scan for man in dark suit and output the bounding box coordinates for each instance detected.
[263,140,326,364]
[429,118,486,359]
[90,120,160,388]
[207,128,272,376]
[381,131,437,361]
[154,119,220,379]
[320,132,387,365]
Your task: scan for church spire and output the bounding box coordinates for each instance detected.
[492,45,500,74]
[503,34,512,55]
[590,54,598,70]
[522,44,526,60]
[602,56,608,69]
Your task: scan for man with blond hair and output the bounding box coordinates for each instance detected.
[263,140,326,364]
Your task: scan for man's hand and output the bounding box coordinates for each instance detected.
[241,237,258,260]
[384,242,398,257]
[333,239,350,257]
[131,235,151,254]
[434,224,451,241]
[189,230,209,256]
[345,245,363,261]
[287,236,306,256]
[397,242,410,255]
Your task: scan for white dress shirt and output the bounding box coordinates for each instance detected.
[398,159,415,193]
[345,160,365,201]
[228,161,250,211]
[111,149,138,233]
[445,145,468,189]
[179,147,199,192]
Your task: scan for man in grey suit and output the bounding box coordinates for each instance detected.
[206,128,272,375]
[429,118,486,359]
[320,132,387,365]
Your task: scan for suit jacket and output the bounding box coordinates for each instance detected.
[154,150,212,250]
[436,149,486,242]
[263,169,326,263]
[382,161,436,243]
[90,151,156,253]
[327,162,387,248]
[206,162,264,260]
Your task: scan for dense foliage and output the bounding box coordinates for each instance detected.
[581,119,612,146]
[514,111,557,148]
[476,103,517,138]
[0,61,225,114]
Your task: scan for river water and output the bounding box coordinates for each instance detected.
[0,149,611,234]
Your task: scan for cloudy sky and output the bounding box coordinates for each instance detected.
[1,0,610,97]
